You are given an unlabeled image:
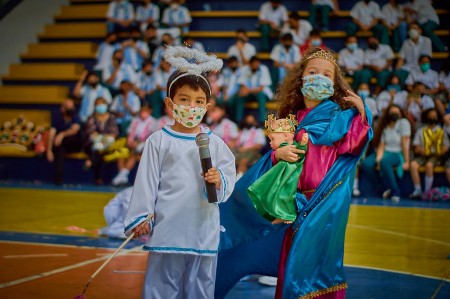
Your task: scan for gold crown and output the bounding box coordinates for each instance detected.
[265,114,298,134]
[304,49,336,64]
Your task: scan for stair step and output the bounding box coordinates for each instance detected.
[2,63,84,81]
[0,86,69,104]
[21,42,97,59]
[55,4,107,20]
[38,23,106,39]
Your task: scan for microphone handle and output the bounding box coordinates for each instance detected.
[201,157,218,203]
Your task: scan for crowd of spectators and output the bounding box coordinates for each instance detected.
[45,0,449,199]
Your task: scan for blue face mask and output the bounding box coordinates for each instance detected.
[357,90,369,99]
[311,39,321,47]
[301,74,334,101]
[347,43,357,51]
[420,63,430,73]
[95,103,108,114]
[387,84,401,92]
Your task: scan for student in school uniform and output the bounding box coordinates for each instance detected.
[337,35,364,85]
[152,33,175,68]
[226,29,257,67]
[154,58,175,99]
[110,80,141,136]
[346,0,389,46]
[122,28,150,72]
[258,0,289,51]
[308,0,340,31]
[102,49,138,91]
[395,23,432,86]
[94,33,120,72]
[220,56,242,119]
[405,55,440,97]
[380,0,407,52]
[135,60,162,118]
[161,0,192,34]
[356,36,394,95]
[236,56,273,123]
[270,33,301,85]
[376,74,408,115]
[281,11,312,48]
[136,0,160,32]
[106,0,135,33]
[73,71,112,123]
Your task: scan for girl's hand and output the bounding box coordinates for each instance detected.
[204,167,221,189]
[344,90,365,117]
[271,218,293,225]
[275,145,304,162]
[133,221,150,238]
[402,162,410,170]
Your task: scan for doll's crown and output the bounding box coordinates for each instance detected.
[305,49,336,64]
[265,114,298,134]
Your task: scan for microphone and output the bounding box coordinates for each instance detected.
[196,133,218,203]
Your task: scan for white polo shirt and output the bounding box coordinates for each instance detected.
[405,68,439,89]
[107,1,134,21]
[238,64,273,99]
[381,2,404,26]
[363,44,394,68]
[338,47,364,72]
[102,62,138,89]
[350,1,382,26]
[227,43,257,66]
[258,2,288,28]
[136,3,160,25]
[411,0,439,24]
[270,44,301,65]
[161,6,192,26]
[123,40,150,71]
[281,20,313,46]
[376,90,408,113]
[398,36,432,72]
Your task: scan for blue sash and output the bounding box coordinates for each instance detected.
[215,100,372,298]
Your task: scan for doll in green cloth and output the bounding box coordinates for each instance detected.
[247,114,308,224]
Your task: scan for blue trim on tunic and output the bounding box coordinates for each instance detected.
[124,214,148,232]
[162,126,212,140]
[217,168,227,203]
[144,246,217,254]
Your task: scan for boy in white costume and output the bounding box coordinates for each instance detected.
[124,46,236,299]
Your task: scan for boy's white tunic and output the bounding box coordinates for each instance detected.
[124,125,236,256]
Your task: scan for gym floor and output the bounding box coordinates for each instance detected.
[0,183,449,299]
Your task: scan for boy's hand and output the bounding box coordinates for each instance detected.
[204,167,221,190]
[133,221,150,238]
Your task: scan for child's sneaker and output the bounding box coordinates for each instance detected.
[409,189,422,200]
[353,188,361,197]
[382,189,391,199]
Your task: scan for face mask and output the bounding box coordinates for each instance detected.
[171,100,207,128]
[357,90,369,99]
[301,74,334,101]
[387,84,401,92]
[170,4,179,9]
[89,82,99,88]
[64,109,75,117]
[236,37,247,43]
[230,66,238,72]
[420,63,430,72]
[368,42,378,50]
[311,39,321,47]
[95,104,108,115]
[409,29,419,39]
[427,118,438,125]
[347,43,357,51]
[115,58,122,64]
[388,113,399,122]
[144,71,153,75]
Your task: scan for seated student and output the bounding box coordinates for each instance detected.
[309,0,340,31]
[356,36,394,95]
[151,33,175,68]
[110,80,141,136]
[410,108,449,199]
[46,99,82,185]
[258,0,289,51]
[94,32,120,72]
[403,0,446,52]
[99,186,133,238]
[236,56,273,123]
[234,114,267,179]
[435,59,450,116]
[112,104,157,186]
[376,74,408,114]
[404,82,436,128]
[270,33,301,85]
[346,0,389,46]
[337,35,364,79]
[220,56,241,115]
[281,11,313,48]
[136,0,160,32]
[82,97,120,185]
[106,0,135,33]
[121,27,150,72]
[226,29,257,67]
[206,103,239,149]
[135,60,161,117]
[381,0,407,52]
[300,29,327,55]
[161,0,192,34]
[183,35,205,52]
[144,24,181,58]
[73,71,113,123]
[357,83,379,122]
[102,49,138,91]
[405,55,439,97]
[154,58,174,99]
[395,22,432,86]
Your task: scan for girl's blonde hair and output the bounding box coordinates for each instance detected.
[276,47,355,118]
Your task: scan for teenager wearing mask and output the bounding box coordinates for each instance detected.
[94,32,120,72]
[361,104,411,201]
[281,11,312,48]
[121,27,150,71]
[110,80,141,136]
[338,35,364,88]
[135,60,161,117]
[405,55,439,96]
[103,49,138,90]
[226,29,257,67]
[73,71,112,123]
[300,29,326,55]
[410,108,449,199]
[376,74,408,114]
[270,33,301,85]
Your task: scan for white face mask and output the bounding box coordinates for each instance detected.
[170,100,208,128]
[409,29,419,39]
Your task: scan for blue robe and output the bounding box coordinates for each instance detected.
[216,100,373,298]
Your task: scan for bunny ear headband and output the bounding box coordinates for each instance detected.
[164,46,223,97]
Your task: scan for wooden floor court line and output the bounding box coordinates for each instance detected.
[348,224,450,247]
